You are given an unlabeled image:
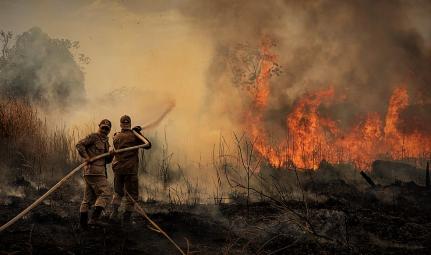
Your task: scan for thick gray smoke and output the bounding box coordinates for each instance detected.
[0,27,86,109]
[169,0,431,133]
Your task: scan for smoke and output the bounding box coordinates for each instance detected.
[125,0,430,137]
[0,1,430,189]
[0,27,86,109]
[398,104,431,134]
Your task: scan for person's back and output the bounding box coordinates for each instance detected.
[110,115,151,225]
[112,129,143,174]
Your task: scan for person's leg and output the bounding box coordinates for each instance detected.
[88,175,112,224]
[110,174,125,220]
[80,176,96,229]
[124,174,139,212]
[123,174,139,225]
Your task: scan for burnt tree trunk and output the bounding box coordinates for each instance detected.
[426,161,430,190]
[360,171,376,188]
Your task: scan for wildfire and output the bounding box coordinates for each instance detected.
[243,40,431,170]
[253,38,276,108]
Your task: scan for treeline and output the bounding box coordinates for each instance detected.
[0,27,87,191]
[0,27,87,108]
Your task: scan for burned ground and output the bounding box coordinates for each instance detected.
[1,161,431,255]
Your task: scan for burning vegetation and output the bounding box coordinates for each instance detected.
[242,40,431,170]
[1,1,431,254]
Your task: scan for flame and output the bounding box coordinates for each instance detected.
[242,40,431,170]
[253,38,275,109]
[286,88,335,169]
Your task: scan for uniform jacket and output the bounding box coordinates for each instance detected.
[112,129,151,175]
[76,132,112,176]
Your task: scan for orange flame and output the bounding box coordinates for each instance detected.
[242,41,431,170]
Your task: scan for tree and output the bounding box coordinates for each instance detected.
[0,27,87,109]
[0,30,12,61]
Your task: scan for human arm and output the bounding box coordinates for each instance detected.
[76,134,96,162]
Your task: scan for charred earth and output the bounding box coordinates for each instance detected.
[1,160,430,255]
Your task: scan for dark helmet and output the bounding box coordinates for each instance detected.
[120,115,131,124]
[99,119,112,129]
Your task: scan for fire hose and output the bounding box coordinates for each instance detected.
[0,102,175,233]
[0,143,147,232]
[126,191,187,255]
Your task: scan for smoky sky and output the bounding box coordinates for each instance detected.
[163,0,431,133]
[0,27,85,109]
[0,0,430,169]
[2,0,429,128]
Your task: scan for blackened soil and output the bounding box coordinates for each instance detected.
[0,201,229,255]
[1,181,431,255]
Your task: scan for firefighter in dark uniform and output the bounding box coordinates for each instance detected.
[76,119,114,229]
[110,115,151,225]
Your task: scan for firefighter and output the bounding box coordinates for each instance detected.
[76,119,114,229]
[110,115,151,226]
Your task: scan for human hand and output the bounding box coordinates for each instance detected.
[132,126,142,132]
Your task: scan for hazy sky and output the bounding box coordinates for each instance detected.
[0,0,212,101]
[0,1,224,167]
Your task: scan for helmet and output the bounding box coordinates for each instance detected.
[99,119,112,129]
[120,115,131,124]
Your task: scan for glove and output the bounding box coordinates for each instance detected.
[132,126,142,132]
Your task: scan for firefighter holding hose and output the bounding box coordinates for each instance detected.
[0,106,185,254]
[76,119,114,229]
[109,115,151,226]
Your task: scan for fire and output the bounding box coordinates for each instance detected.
[242,41,431,170]
[384,87,409,158]
[286,88,335,169]
[253,38,275,109]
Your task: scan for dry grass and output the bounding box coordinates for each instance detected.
[0,98,80,188]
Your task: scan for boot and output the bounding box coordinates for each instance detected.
[79,212,88,230]
[122,211,132,229]
[109,204,120,223]
[88,206,105,226]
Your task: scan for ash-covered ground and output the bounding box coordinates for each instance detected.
[1,160,431,255]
